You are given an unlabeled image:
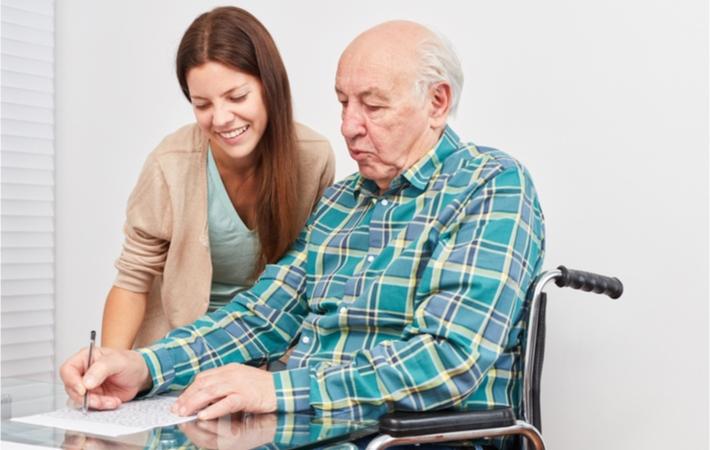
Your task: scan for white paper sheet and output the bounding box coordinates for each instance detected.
[11,395,197,437]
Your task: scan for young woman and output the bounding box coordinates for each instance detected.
[101,6,335,349]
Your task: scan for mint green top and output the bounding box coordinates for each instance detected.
[206,147,260,311]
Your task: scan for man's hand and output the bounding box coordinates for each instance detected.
[59,346,152,410]
[172,364,277,419]
[179,413,277,450]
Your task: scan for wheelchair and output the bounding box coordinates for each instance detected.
[365,266,624,450]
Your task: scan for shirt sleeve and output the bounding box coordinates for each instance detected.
[113,154,172,293]
[137,227,311,395]
[272,164,545,415]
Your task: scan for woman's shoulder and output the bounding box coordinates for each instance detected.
[293,122,333,158]
[149,123,207,159]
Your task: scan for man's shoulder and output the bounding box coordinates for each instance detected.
[445,142,534,188]
[321,172,361,201]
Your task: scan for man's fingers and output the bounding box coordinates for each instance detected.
[64,383,85,406]
[175,383,229,417]
[82,353,125,390]
[87,394,122,411]
[174,375,235,416]
[59,348,90,396]
[179,422,218,448]
[62,432,87,448]
[196,417,221,434]
[197,394,243,421]
[67,393,122,411]
[65,378,86,398]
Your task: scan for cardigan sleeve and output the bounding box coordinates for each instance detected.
[317,142,336,201]
[113,153,172,293]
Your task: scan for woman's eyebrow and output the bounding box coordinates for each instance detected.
[190,84,249,100]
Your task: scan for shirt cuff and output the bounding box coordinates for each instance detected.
[272,413,312,448]
[136,347,176,397]
[272,367,312,412]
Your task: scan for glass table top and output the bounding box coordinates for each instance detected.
[1,377,379,449]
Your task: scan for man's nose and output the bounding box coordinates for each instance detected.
[340,107,366,139]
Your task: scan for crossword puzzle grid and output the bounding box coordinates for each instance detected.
[47,396,182,428]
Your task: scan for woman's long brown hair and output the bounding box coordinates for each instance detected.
[176,6,301,277]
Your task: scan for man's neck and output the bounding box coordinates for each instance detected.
[375,126,445,194]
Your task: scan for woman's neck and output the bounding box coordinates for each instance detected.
[210,140,258,179]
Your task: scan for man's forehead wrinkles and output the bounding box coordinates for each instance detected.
[334,85,393,101]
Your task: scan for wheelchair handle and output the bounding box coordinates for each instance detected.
[554,265,623,299]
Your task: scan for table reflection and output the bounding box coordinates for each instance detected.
[2,377,379,450]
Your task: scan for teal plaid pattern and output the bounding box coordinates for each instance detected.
[139,126,545,419]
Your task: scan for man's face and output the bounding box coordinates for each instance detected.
[335,49,433,191]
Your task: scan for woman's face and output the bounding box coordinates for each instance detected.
[187,61,268,165]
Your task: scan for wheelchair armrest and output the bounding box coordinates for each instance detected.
[378,407,516,437]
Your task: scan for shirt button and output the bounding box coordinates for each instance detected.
[302,336,310,344]
[367,255,374,262]
[340,307,347,313]
[381,199,389,206]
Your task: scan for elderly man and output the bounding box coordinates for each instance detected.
[61,21,544,422]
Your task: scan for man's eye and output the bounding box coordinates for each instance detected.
[365,104,383,112]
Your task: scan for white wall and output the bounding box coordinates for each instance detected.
[55,1,708,448]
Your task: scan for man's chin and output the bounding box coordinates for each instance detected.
[356,164,377,180]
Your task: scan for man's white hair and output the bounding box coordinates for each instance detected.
[414,31,464,116]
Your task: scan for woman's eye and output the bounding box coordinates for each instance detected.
[229,95,247,103]
[194,103,210,110]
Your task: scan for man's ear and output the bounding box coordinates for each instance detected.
[428,82,452,128]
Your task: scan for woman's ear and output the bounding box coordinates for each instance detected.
[428,82,452,128]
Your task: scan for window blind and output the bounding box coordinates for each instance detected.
[1,0,55,383]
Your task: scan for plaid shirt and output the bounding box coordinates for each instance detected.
[139,126,545,419]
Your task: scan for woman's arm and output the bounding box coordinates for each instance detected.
[101,286,148,350]
[106,152,172,349]
[101,286,149,349]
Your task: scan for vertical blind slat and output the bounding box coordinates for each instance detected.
[1,0,55,381]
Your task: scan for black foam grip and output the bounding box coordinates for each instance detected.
[555,265,623,299]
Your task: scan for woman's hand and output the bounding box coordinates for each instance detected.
[172,364,277,420]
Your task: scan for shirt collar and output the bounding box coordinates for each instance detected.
[402,125,462,191]
[353,125,463,200]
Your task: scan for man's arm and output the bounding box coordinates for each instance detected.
[137,229,312,396]
[273,165,545,416]
[60,220,313,413]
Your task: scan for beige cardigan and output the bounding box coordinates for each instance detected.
[113,123,335,347]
